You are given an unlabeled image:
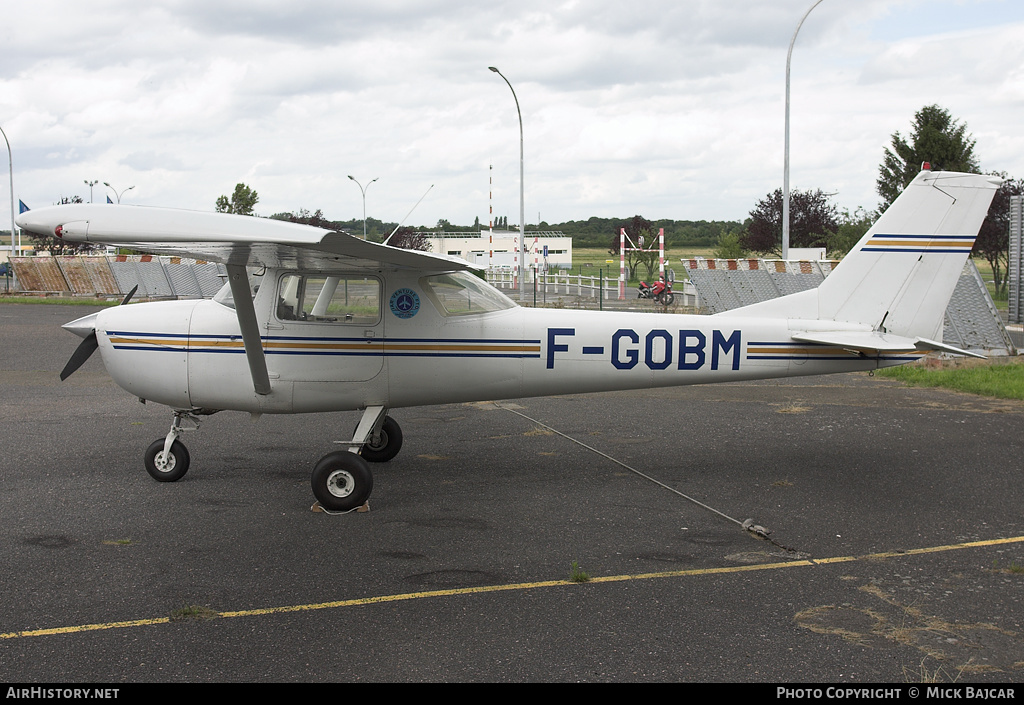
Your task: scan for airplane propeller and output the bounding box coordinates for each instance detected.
[119,285,139,307]
[59,285,138,381]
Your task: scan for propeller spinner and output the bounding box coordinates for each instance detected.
[59,285,138,381]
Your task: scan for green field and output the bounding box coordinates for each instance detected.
[566,246,716,285]
[971,258,1008,312]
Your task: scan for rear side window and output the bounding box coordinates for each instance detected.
[277,274,380,324]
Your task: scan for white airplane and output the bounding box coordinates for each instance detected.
[16,168,999,512]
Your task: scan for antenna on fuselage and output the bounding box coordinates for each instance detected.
[382,184,434,246]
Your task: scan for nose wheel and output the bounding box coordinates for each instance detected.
[144,411,198,482]
[144,438,190,482]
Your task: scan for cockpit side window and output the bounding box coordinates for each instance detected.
[277,274,381,324]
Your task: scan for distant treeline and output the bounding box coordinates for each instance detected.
[272,212,743,248]
[549,217,743,248]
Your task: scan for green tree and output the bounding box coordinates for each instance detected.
[740,188,838,257]
[275,208,330,228]
[877,105,980,212]
[712,229,747,259]
[974,174,1023,298]
[215,183,259,216]
[824,207,877,259]
[388,226,431,251]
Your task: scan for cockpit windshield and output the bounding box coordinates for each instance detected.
[420,271,516,316]
[212,269,263,310]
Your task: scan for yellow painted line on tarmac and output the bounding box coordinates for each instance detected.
[4,535,1023,641]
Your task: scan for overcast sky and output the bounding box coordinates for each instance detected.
[3,0,1023,230]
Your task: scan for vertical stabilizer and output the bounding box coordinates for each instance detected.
[817,169,999,339]
[719,169,1000,342]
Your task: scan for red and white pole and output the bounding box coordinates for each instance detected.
[619,228,626,300]
[658,228,665,278]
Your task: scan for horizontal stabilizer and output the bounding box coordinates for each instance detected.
[791,331,985,359]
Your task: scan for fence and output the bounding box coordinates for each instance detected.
[487,268,617,300]
[1010,195,1023,325]
[485,267,699,308]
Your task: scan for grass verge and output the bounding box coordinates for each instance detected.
[0,295,122,306]
[876,357,1024,401]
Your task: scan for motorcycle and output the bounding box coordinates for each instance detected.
[637,276,674,306]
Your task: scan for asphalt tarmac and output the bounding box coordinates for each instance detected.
[1,302,1023,684]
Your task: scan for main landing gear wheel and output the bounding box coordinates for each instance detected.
[359,416,403,463]
[311,451,374,512]
[144,438,191,482]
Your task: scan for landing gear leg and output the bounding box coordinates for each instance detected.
[144,411,198,482]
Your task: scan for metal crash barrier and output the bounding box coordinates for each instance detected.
[10,255,227,299]
[683,257,1016,357]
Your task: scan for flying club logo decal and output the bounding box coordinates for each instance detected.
[389,288,420,319]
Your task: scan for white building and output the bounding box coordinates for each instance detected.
[424,230,572,270]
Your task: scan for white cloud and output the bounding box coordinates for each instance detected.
[4,0,1023,226]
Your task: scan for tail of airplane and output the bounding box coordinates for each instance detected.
[718,168,1001,358]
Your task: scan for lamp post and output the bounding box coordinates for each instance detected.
[488,66,526,301]
[0,125,15,257]
[783,0,824,260]
[103,182,134,204]
[84,180,99,203]
[347,175,378,240]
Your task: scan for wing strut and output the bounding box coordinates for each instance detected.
[226,264,272,396]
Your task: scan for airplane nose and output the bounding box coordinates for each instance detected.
[62,311,99,340]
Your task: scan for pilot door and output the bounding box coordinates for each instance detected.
[265,272,385,382]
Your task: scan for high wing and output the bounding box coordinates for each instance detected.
[15,203,476,273]
[16,203,479,399]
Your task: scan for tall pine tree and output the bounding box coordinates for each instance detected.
[876,105,979,212]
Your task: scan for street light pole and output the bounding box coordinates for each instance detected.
[489,66,526,301]
[84,180,99,203]
[103,182,135,204]
[0,125,15,257]
[783,0,824,260]
[347,175,378,240]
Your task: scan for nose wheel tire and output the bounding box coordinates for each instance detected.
[359,416,403,463]
[311,451,374,512]
[144,439,191,482]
